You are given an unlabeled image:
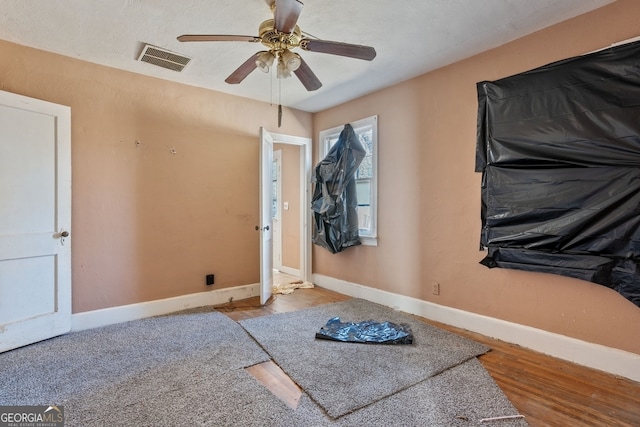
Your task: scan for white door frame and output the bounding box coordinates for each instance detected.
[266,131,312,284]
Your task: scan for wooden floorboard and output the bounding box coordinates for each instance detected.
[246,361,302,410]
[216,286,640,427]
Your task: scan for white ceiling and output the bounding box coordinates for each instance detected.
[0,0,614,112]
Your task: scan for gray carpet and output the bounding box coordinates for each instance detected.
[0,303,527,426]
[329,358,527,426]
[60,359,528,426]
[0,310,269,406]
[239,298,491,419]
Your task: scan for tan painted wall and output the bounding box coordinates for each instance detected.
[273,143,301,270]
[312,0,640,355]
[0,40,312,313]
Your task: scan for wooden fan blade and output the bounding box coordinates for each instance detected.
[301,39,377,61]
[274,0,303,34]
[225,53,260,84]
[178,34,260,43]
[293,57,322,91]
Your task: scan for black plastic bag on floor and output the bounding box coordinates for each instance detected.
[311,124,366,253]
[315,317,414,345]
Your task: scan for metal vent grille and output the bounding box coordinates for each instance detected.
[138,44,192,72]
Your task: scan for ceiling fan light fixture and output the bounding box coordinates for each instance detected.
[281,49,301,72]
[255,51,275,73]
[277,58,292,79]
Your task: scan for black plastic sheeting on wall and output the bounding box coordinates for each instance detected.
[315,317,414,345]
[312,124,366,253]
[476,40,640,308]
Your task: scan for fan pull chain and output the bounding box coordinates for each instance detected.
[270,61,274,106]
[278,74,282,128]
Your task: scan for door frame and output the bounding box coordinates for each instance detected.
[266,131,312,284]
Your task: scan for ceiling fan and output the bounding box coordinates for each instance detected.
[177,0,377,92]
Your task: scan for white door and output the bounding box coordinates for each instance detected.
[272,150,283,271]
[259,128,274,305]
[0,91,71,353]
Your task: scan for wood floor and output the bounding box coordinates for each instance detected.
[216,284,640,427]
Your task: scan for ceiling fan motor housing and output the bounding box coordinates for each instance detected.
[258,19,302,52]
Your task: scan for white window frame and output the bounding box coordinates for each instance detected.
[318,115,378,246]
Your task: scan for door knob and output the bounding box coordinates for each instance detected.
[60,231,70,238]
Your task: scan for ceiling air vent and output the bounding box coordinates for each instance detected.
[138,44,192,72]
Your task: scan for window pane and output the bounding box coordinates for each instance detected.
[356,179,370,205]
[272,180,277,219]
[356,129,373,179]
[357,205,371,230]
[272,162,278,219]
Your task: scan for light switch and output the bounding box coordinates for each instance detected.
[283,202,289,210]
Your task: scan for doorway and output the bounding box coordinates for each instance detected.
[261,131,312,298]
[272,145,302,278]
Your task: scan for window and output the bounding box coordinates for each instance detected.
[319,115,378,246]
[271,154,279,220]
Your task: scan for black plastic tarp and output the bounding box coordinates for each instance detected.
[312,124,366,253]
[476,40,640,307]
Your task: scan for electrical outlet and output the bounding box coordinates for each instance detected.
[432,282,440,295]
[206,274,215,286]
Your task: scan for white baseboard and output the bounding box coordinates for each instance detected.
[277,266,301,277]
[313,274,640,383]
[71,283,260,332]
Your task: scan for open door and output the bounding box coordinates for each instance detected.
[0,90,71,352]
[259,128,274,305]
